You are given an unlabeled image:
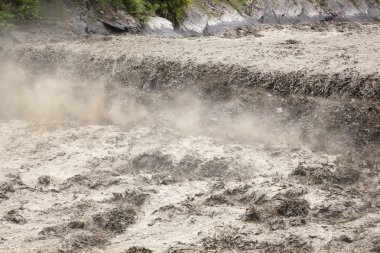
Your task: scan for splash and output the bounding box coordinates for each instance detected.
[0,62,304,146]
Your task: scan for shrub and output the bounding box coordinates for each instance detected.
[15,0,41,19]
[126,0,158,22]
[154,0,192,25]
[101,0,191,25]
[0,0,192,31]
[101,0,157,22]
[0,0,40,32]
[227,0,248,14]
[0,0,40,19]
[0,10,14,32]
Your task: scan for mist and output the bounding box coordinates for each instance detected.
[0,62,305,146]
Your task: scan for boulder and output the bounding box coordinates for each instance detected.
[205,4,246,35]
[180,6,209,35]
[143,17,179,37]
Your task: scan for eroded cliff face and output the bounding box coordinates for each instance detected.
[192,0,380,35]
[6,0,380,40]
[245,0,380,22]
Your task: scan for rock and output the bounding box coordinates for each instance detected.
[143,17,178,37]
[11,0,141,41]
[97,11,140,33]
[246,0,380,24]
[181,0,380,36]
[180,6,209,35]
[205,4,246,35]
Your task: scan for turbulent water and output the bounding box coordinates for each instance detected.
[1,25,380,252]
[0,62,308,145]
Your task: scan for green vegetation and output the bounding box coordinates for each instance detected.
[0,0,191,31]
[226,0,248,14]
[101,0,191,25]
[154,0,192,24]
[0,0,250,32]
[0,0,40,32]
[101,0,157,22]
[0,10,13,32]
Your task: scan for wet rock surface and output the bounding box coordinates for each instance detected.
[8,0,379,39]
